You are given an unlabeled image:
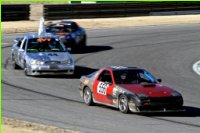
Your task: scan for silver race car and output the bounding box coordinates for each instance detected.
[11,33,75,76]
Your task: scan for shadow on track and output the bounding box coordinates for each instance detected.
[84,105,200,118]
[36,66,98,79]
[71,45,113,54]
[140,106,200,117]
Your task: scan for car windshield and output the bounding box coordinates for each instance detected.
[113,69,157,84]
[27,38,66,52]
[46,25,73,33]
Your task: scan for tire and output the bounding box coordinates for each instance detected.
[83,87,93,106]
[118,95,129,114]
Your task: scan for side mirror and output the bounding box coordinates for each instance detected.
[157,79,162,83]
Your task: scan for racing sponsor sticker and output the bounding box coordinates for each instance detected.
[37,38,52,42]
[97,82,109,95]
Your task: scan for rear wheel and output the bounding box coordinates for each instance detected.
[119,95,129,113]
[83,87,93,106]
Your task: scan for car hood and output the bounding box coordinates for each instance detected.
[27,52,73,62]
[119,84,176,97]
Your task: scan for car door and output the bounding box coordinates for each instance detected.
[93,70,114,105]
[70,23,82,44]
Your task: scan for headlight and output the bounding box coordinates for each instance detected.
[171,92,182,97]
[30,59,44,65]
[61,59,73,65]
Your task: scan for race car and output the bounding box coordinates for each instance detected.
[79,66,184,113]
[45,21,86,49]
[11,33,75,76]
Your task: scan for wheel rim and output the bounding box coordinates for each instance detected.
[119,97,128,112]
[84,89,91,104]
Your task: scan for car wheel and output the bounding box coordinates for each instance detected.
[119,95,129,113]
[83,87,93,106]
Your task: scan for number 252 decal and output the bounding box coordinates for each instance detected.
[97,82,109,95]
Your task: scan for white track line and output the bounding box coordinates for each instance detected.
[2,43,9,45]
[193,60,200,76]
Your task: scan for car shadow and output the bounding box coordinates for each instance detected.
[71,45,113,54]
[68,65,98,79]
[90,105,200,117]
[36,65,98,79]
[139,106,200,117]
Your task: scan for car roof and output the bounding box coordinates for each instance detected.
[24,33,58,39]
[106,66,140,71]
[46,20,76,26]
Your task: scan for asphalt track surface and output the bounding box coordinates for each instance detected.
[2,24,200,133]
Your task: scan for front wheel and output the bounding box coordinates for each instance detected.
[83,87,93,106]
[119,95,129,113]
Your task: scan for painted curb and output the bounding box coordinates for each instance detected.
[193,60,200,76]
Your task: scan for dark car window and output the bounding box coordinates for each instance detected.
[46,26,71,33]
[26,38,66,53]
[113,69,157,84]
[70,22,78,30]
[16,40,22,47]
[46,22,78,33]
[98,70,113,84]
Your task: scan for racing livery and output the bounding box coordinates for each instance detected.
[79,66,184,113]
[11,33,75,76]
[46,21,86,49]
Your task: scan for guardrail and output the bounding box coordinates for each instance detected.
[2,4,30,21]
[2,2,200,21]
[44,2,200,20]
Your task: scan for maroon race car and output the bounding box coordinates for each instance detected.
[79,66,184,113]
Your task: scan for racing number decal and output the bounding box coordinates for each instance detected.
[97,82,109,95]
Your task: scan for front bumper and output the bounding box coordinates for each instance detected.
[128,99,184,113]
[27,64,74,75]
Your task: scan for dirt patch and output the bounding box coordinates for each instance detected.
[2,117,81,133]
[2,15,200,33]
